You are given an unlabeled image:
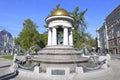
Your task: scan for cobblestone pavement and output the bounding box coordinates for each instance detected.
[0,55,120,80]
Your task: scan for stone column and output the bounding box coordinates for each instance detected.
[63,27,68,45]
[48,28,52,45]
[69,29,73,46]
[52,27,57,45]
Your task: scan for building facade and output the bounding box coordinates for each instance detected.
[97,5,120,54]
[106,5,120,54]
[96,22,108,53]
[0,30,14,54]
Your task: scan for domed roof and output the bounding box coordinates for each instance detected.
[51,8,69,16]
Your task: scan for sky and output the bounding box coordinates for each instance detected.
[0,0,120,38]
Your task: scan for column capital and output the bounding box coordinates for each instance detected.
[53,27,57,29]
[63,26,69,28]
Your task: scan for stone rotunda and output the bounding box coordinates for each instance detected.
[31,8,88,74]
[47,8,74,46]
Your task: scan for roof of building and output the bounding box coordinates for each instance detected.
[51,8,69,16]
[0,30,12,37]
[106,5,120,20]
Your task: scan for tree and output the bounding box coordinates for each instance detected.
[82,32,96,51]
[18,30,41,50]
[40,33,48,47]
[15,19,42,50]
[71,6,87,32]
[70,6,88,49]
[23,19,38,30]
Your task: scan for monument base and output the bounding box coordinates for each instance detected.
[31,45,88,72]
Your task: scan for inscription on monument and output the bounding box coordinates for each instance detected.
[51,69,65,75]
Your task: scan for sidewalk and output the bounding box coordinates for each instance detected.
[0,58,13,77]
[110,54,120,59]
[0,58,12,66]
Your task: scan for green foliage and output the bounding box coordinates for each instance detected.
[15,19,42,50]
[23,19,38,30]
[40,33,48,47]
[1,55,14,60]
[73,32,95,49]
[71,6,87,32]
[83,32,96,50]
[71,6,95,49]
[71,6,88,49]
[18,30,41,50]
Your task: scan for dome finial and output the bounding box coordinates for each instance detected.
[56,4,60,9]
